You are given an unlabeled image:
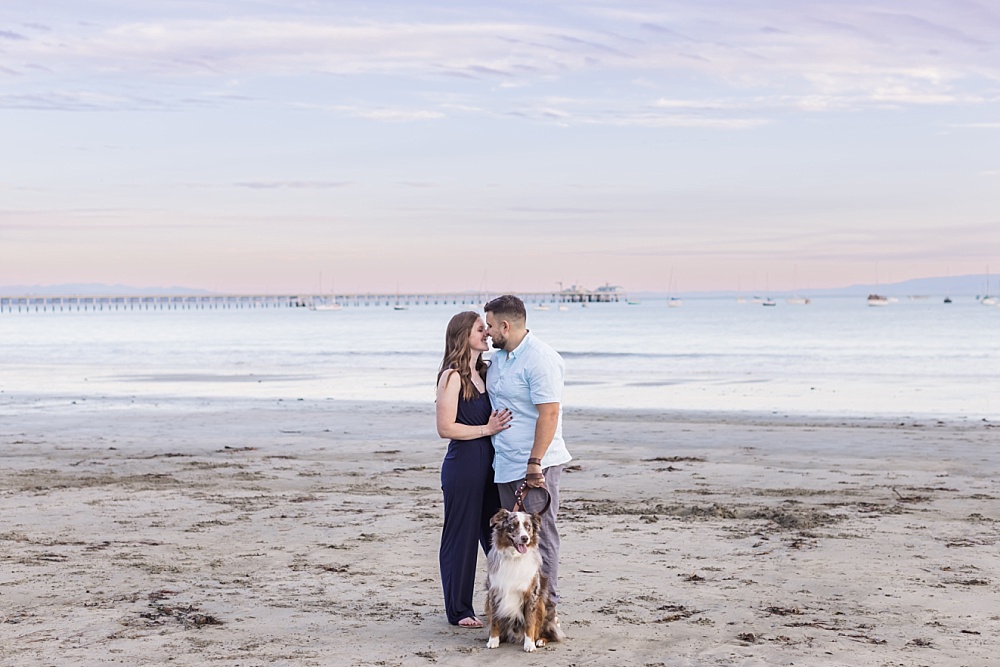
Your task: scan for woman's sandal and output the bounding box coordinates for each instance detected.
[457,616,483,628]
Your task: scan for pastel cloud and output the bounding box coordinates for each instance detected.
[2,1,997,292]
[1,2,995,123]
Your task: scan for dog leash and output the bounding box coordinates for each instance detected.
[513,478,551,515]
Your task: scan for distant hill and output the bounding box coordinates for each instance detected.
[635,274,995,299]
[807,274,992,298]
[0,283,213,296]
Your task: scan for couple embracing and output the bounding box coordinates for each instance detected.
[434,295,571,629]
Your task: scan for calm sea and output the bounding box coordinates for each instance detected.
[1,297,997,420]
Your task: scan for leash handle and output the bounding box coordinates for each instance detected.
[512,479,552,515]
[512,480,528,513]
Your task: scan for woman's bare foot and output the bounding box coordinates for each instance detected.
[457,616,483,628]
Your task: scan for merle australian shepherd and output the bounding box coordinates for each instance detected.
[484,509,565,652]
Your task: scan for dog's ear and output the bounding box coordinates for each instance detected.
[490,509,509,528]
[530,512,542,533]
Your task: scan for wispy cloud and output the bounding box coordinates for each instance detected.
[506,95,769,128]
[233,181,353,190]
[332,105,446,121]
[2,2,996,124]
[575,219,1000,263]
[7,19,588,77]
[0,90,234,111]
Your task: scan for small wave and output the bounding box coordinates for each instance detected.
[559,351,723,360]
[314,350,437,358]
[107,373,321,383]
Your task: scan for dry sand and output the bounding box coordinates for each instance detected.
[2,398,998,666]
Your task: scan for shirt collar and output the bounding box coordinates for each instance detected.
[507,330,532,360]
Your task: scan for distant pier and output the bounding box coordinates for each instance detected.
[0,287,625,313]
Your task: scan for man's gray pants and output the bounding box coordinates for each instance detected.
[497,464,563,606]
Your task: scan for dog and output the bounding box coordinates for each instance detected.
[484,509,565,652]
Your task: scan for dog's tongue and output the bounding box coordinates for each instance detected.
[516,544,527,554]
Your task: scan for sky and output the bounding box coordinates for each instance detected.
[1,0,998,295]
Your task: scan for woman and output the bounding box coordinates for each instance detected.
[436,311,511,628]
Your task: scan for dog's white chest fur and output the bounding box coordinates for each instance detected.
[487,548,542,620]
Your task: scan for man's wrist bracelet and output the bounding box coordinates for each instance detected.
[528,457,542,466]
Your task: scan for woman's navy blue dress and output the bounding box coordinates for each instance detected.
[439,387,501,625]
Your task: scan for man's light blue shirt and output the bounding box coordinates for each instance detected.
[486,332,572,483]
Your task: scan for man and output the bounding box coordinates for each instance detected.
[484,294,572,606]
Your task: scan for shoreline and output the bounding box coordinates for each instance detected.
[2,398,998,665]
[3,391,996,426]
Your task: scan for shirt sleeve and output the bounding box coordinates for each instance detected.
[527,348,564,405]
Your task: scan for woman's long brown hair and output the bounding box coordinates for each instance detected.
[437,311,488,401]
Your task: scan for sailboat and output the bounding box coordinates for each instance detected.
[762,274,776,306]
[785,267,810,304]
[982,267,997,306]
[310,273,343,311]
[867,294,890,306]
[665,268,682,307]
[867,263,891,306]
[393,283,408,310]
[312,300,342,311]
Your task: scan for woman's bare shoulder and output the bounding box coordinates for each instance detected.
[437,368,460,390]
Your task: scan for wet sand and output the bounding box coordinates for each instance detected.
[2,398,998,666]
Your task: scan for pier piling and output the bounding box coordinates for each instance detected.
[1,287,624,314]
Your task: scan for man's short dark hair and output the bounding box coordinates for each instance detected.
[484,294,526,324]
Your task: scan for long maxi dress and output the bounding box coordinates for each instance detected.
[439,387,501,624]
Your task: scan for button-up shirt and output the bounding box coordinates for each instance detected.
[486,332,572,483]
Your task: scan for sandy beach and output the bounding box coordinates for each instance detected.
[2,397,998,666]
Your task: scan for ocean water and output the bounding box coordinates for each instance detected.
[1,297,997,420]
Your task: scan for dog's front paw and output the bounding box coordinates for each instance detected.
[535,638,547,648]
[523,636,537,652]
[486,636,499,649]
